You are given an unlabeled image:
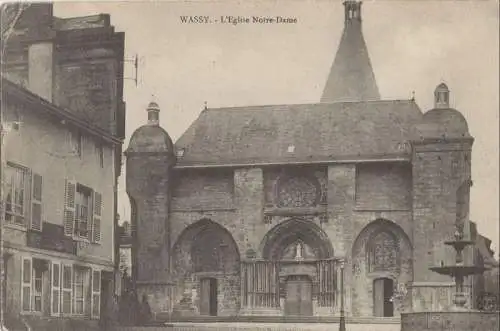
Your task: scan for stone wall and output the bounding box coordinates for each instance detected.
[412,141,473,283]
[171,169,234,210]
[355,163,412,211]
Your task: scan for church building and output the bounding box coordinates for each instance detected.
[126,1,494,318]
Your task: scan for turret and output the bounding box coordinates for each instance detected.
[125,101,175,313]
[410,83,474,309]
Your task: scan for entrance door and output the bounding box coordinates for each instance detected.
[373,278,394,317]
[200,278,218,316]
[284,275,313,316]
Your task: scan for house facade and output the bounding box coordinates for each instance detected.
[125,1,495,319]
[1,3,125,326]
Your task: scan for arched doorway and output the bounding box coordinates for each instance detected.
[261,218,334,261]
[256,218,335,316]
[351,219,413,317]
[172,219,240,316]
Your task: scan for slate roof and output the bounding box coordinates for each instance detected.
[174,100,423,167]
[417,108,471,139]
[127,124,173,153]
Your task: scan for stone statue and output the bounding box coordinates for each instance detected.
[295,242,304,260]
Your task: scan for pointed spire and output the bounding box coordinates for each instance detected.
[321,1,380,103]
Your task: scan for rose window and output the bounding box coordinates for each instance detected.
[277,176,320,208]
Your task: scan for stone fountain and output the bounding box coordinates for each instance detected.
[401,227,499,331]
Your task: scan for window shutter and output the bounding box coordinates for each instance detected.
[21,258,32,311]
[64,180,77,236]
[51,262,61,316]
[62,264,73,314]
[24,169,32,228]
[92,191,102,243]
[31,173,43,231]
[91,269,101,319]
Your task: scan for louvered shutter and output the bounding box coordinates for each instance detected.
[51,262,61,316]
[92,191,102,243]
[64,180,77,236]
[21,258,32,311]
[91,269,101,318]
[31,173,43,231]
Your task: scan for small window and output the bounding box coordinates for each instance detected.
[70,131,82,157]
[4,163,28,226]
[95,143,104,168]
[74,184,92,239]
[176,149,185,158]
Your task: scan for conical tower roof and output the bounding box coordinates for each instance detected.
[321,1,380,103]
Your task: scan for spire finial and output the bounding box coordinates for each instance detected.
[344,0,362,25]
[147,99,160,126]
[434,82,450,109]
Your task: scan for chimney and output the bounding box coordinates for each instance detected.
[23,4,55,102]
[28,42,54,101]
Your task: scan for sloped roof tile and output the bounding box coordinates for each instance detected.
[174,100,423,167]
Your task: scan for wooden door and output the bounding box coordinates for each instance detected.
[284,276,313,316]
[373,278,385,317]
[383,279,394,317]
[200,278,211,316]
[209,278,218,316]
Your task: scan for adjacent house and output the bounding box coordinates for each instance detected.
[1,3,125,328]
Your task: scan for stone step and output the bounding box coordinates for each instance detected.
[118,323,401,331]
[155,314,401,325]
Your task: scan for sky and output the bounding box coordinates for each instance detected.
[54,0,499,253]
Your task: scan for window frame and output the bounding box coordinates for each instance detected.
[73,267,86,315]
[74,184,92,240]
[4,162,29,227]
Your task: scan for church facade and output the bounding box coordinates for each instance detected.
[125,1,492,318]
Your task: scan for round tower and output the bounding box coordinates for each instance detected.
[125,101,175,313]
[411,83,475,310]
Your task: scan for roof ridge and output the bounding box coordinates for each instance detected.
[204,99,415,112]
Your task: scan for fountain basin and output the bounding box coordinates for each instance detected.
[429,265,488,276]
[401,311,499,331]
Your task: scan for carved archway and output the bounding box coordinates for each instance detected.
[171,219,240,316]
[351,219,413,317]
[260,218,334,261]
[172,219,240,276]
